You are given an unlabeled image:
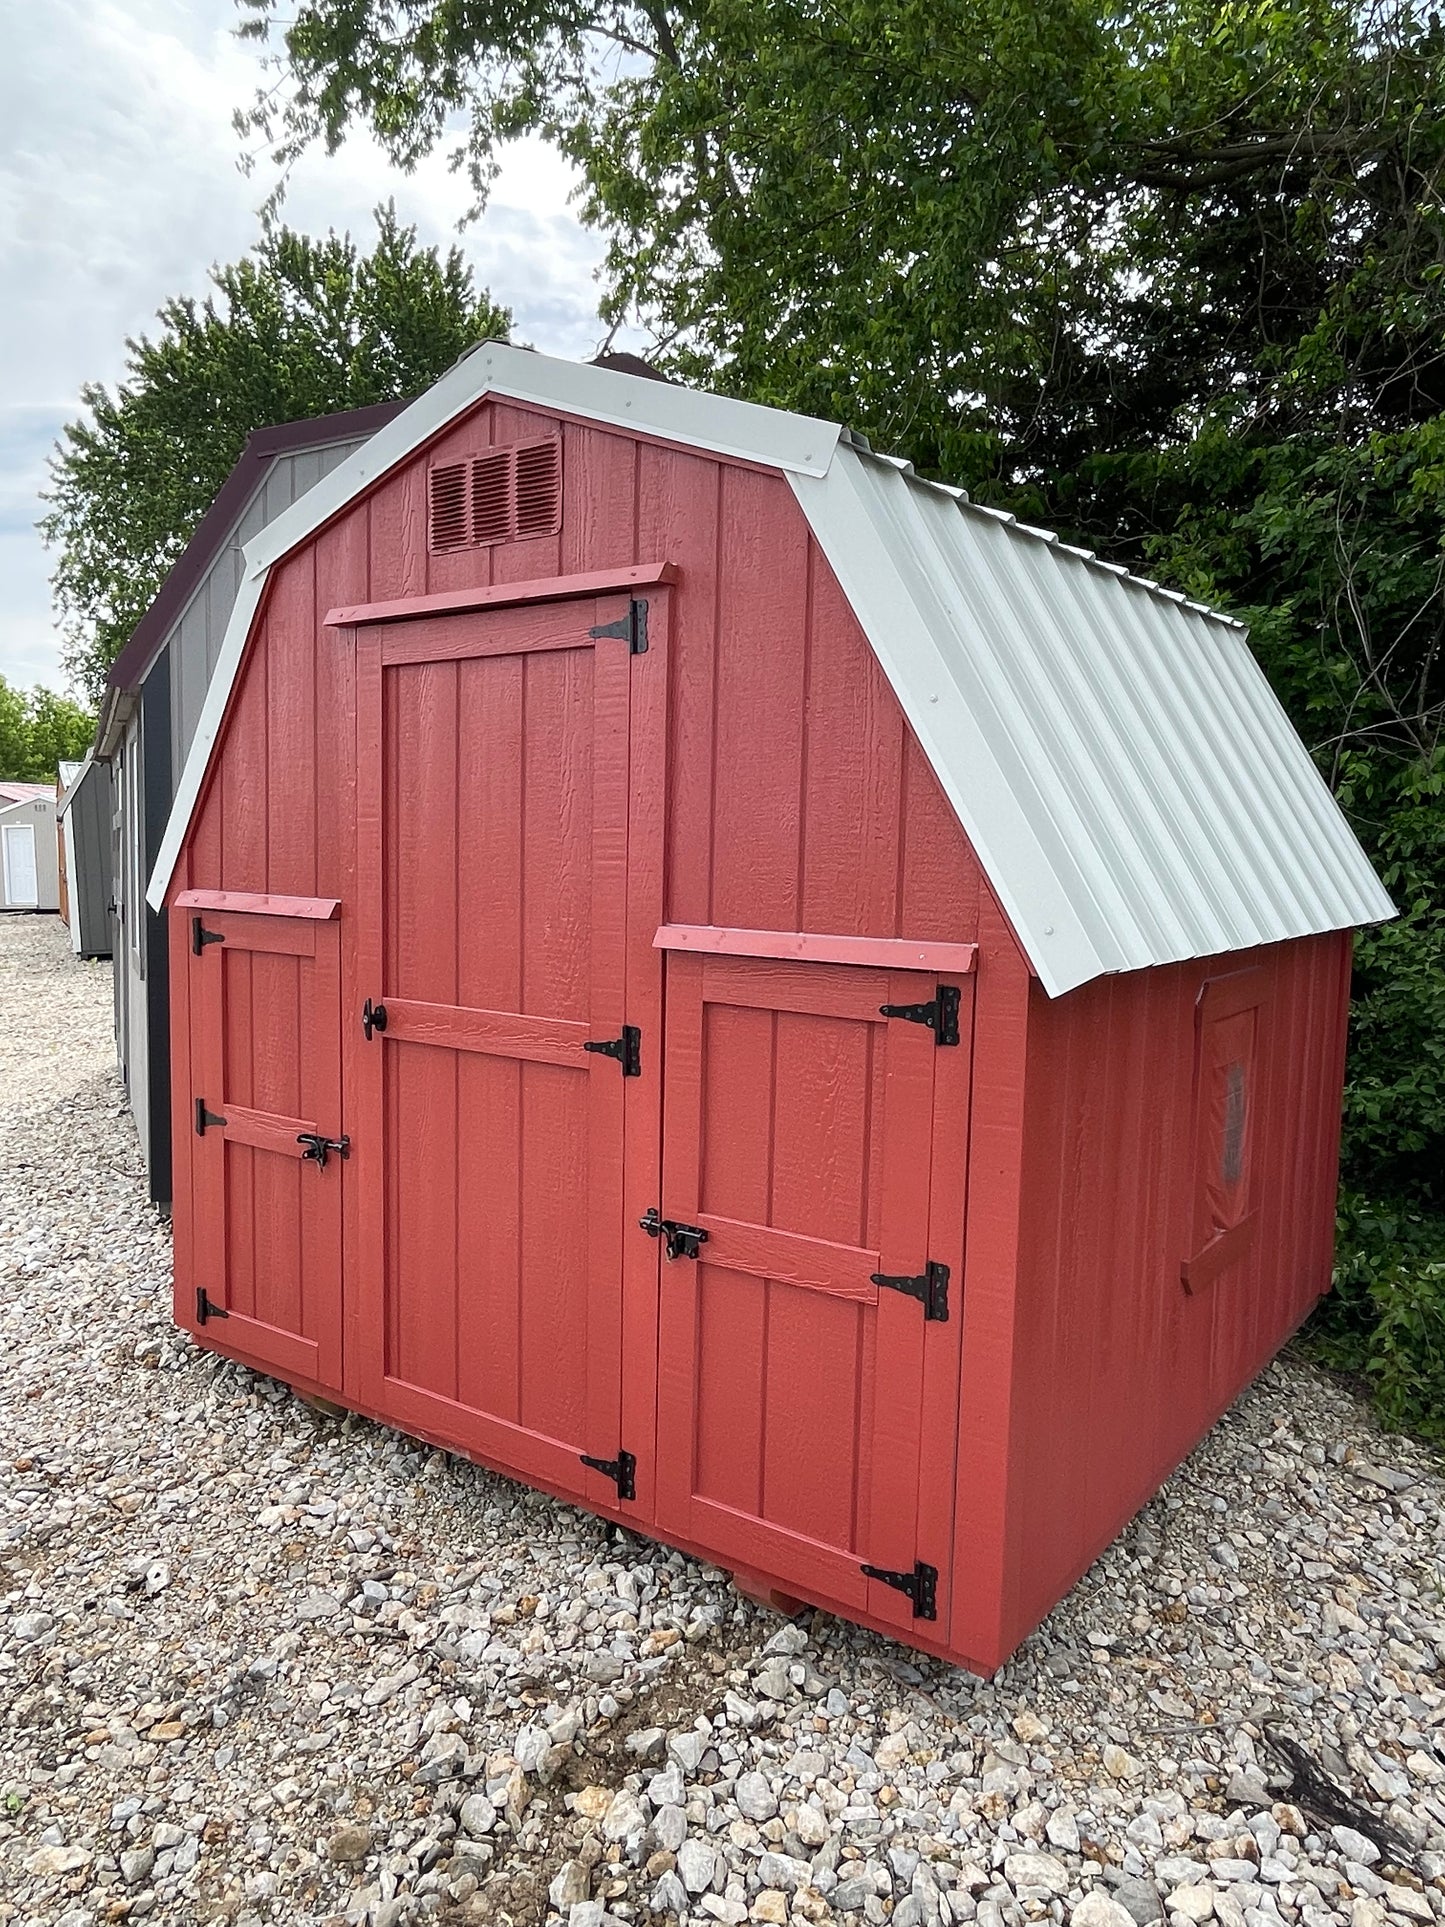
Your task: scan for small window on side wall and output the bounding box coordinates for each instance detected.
[1181,970,1265,1293]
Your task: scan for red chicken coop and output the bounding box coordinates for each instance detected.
[147,345,1393,1672]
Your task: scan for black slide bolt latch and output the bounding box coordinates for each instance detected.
[297,1133,350,1170]
[639,1208,709,1261]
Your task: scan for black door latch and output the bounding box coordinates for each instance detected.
[362,999,388,1040]
[639,1208,709,1260]
[297,1133,350,1169]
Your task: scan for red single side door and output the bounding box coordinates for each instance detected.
[654,953,969,1633]
[348,593,660,1507]
[177,902,344,1386]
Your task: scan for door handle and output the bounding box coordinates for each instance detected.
[362,998,387,1040]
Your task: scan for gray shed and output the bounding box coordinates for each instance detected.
[0,784,60,912]
[96,402,404,1205]
[57,753,114,958]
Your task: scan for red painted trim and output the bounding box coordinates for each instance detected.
[324,561,678,629]
[175,889,340,920]
[655,924,978,972]
[1180,1211,1257,1293]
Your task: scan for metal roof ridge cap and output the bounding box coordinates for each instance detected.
[458,342,844,475]
[242,346,845,582]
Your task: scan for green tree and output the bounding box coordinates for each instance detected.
[43,205,510,702]
[245,0,1445,1417]
[0,677,95,782]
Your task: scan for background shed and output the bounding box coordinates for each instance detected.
[57,754,114,958]
[96,402,403,1205]
[56,761,82,929]
[0,785,60,912]
[148,348,1392,1670]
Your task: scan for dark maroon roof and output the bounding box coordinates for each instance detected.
[107,400,407,694]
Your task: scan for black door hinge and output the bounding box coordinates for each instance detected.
[878,983,960,1046]
[196,1288,228,1326]
[195,1099,226,1136]
[639,1208,709,1260]
[298,1133,350,1169]
[362,998,388,1040]
[191,917,225,956]
[580,1448,637,1501]
[860,1559,938,1621]
[584,1024,641,1076]
[589,597,649,654]
[871,1260,950,1322]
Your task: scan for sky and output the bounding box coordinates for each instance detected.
[0,0,611,693]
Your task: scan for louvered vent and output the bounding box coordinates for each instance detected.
[515,439,562,537]
[427,438,562,553]
[428,463,470,552]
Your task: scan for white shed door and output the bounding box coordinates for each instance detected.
[3,824,38,907]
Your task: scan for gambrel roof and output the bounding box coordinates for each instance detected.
[149,343,1394,995]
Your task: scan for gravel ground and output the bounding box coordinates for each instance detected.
[2,911,1444,1927]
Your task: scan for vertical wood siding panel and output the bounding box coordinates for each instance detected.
[368,464,427,602]
[952,898,1032,1669]
[1004,932,1352,1653]
[800,544,906,937]
[220,648,268,894]
[312,500,372,1407]
[711,468,809,928]
[691,1000,772,1519]
[265,554,316,898]
[638,448,719,930]
[899,732,982,943]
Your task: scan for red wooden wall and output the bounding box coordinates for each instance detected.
[167,391,1353,1673]
[995,930,1352,1661]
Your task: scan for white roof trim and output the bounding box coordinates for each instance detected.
[242,343,841,584]
[56,752,97,818]
[149,347,1394,992]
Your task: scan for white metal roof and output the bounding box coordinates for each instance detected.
[149,344,1394,992]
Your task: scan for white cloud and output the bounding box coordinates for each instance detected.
[0,0,615,692]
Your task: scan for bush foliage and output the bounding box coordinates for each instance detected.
[0,677,95,783]
[43,208,509,703]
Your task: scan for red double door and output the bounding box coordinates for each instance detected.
[179,590,968,1631]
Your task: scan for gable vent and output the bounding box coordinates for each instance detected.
[428,438,562,553]
[428,463,470,552]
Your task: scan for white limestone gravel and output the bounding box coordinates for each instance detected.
[2,912,1444,1927]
